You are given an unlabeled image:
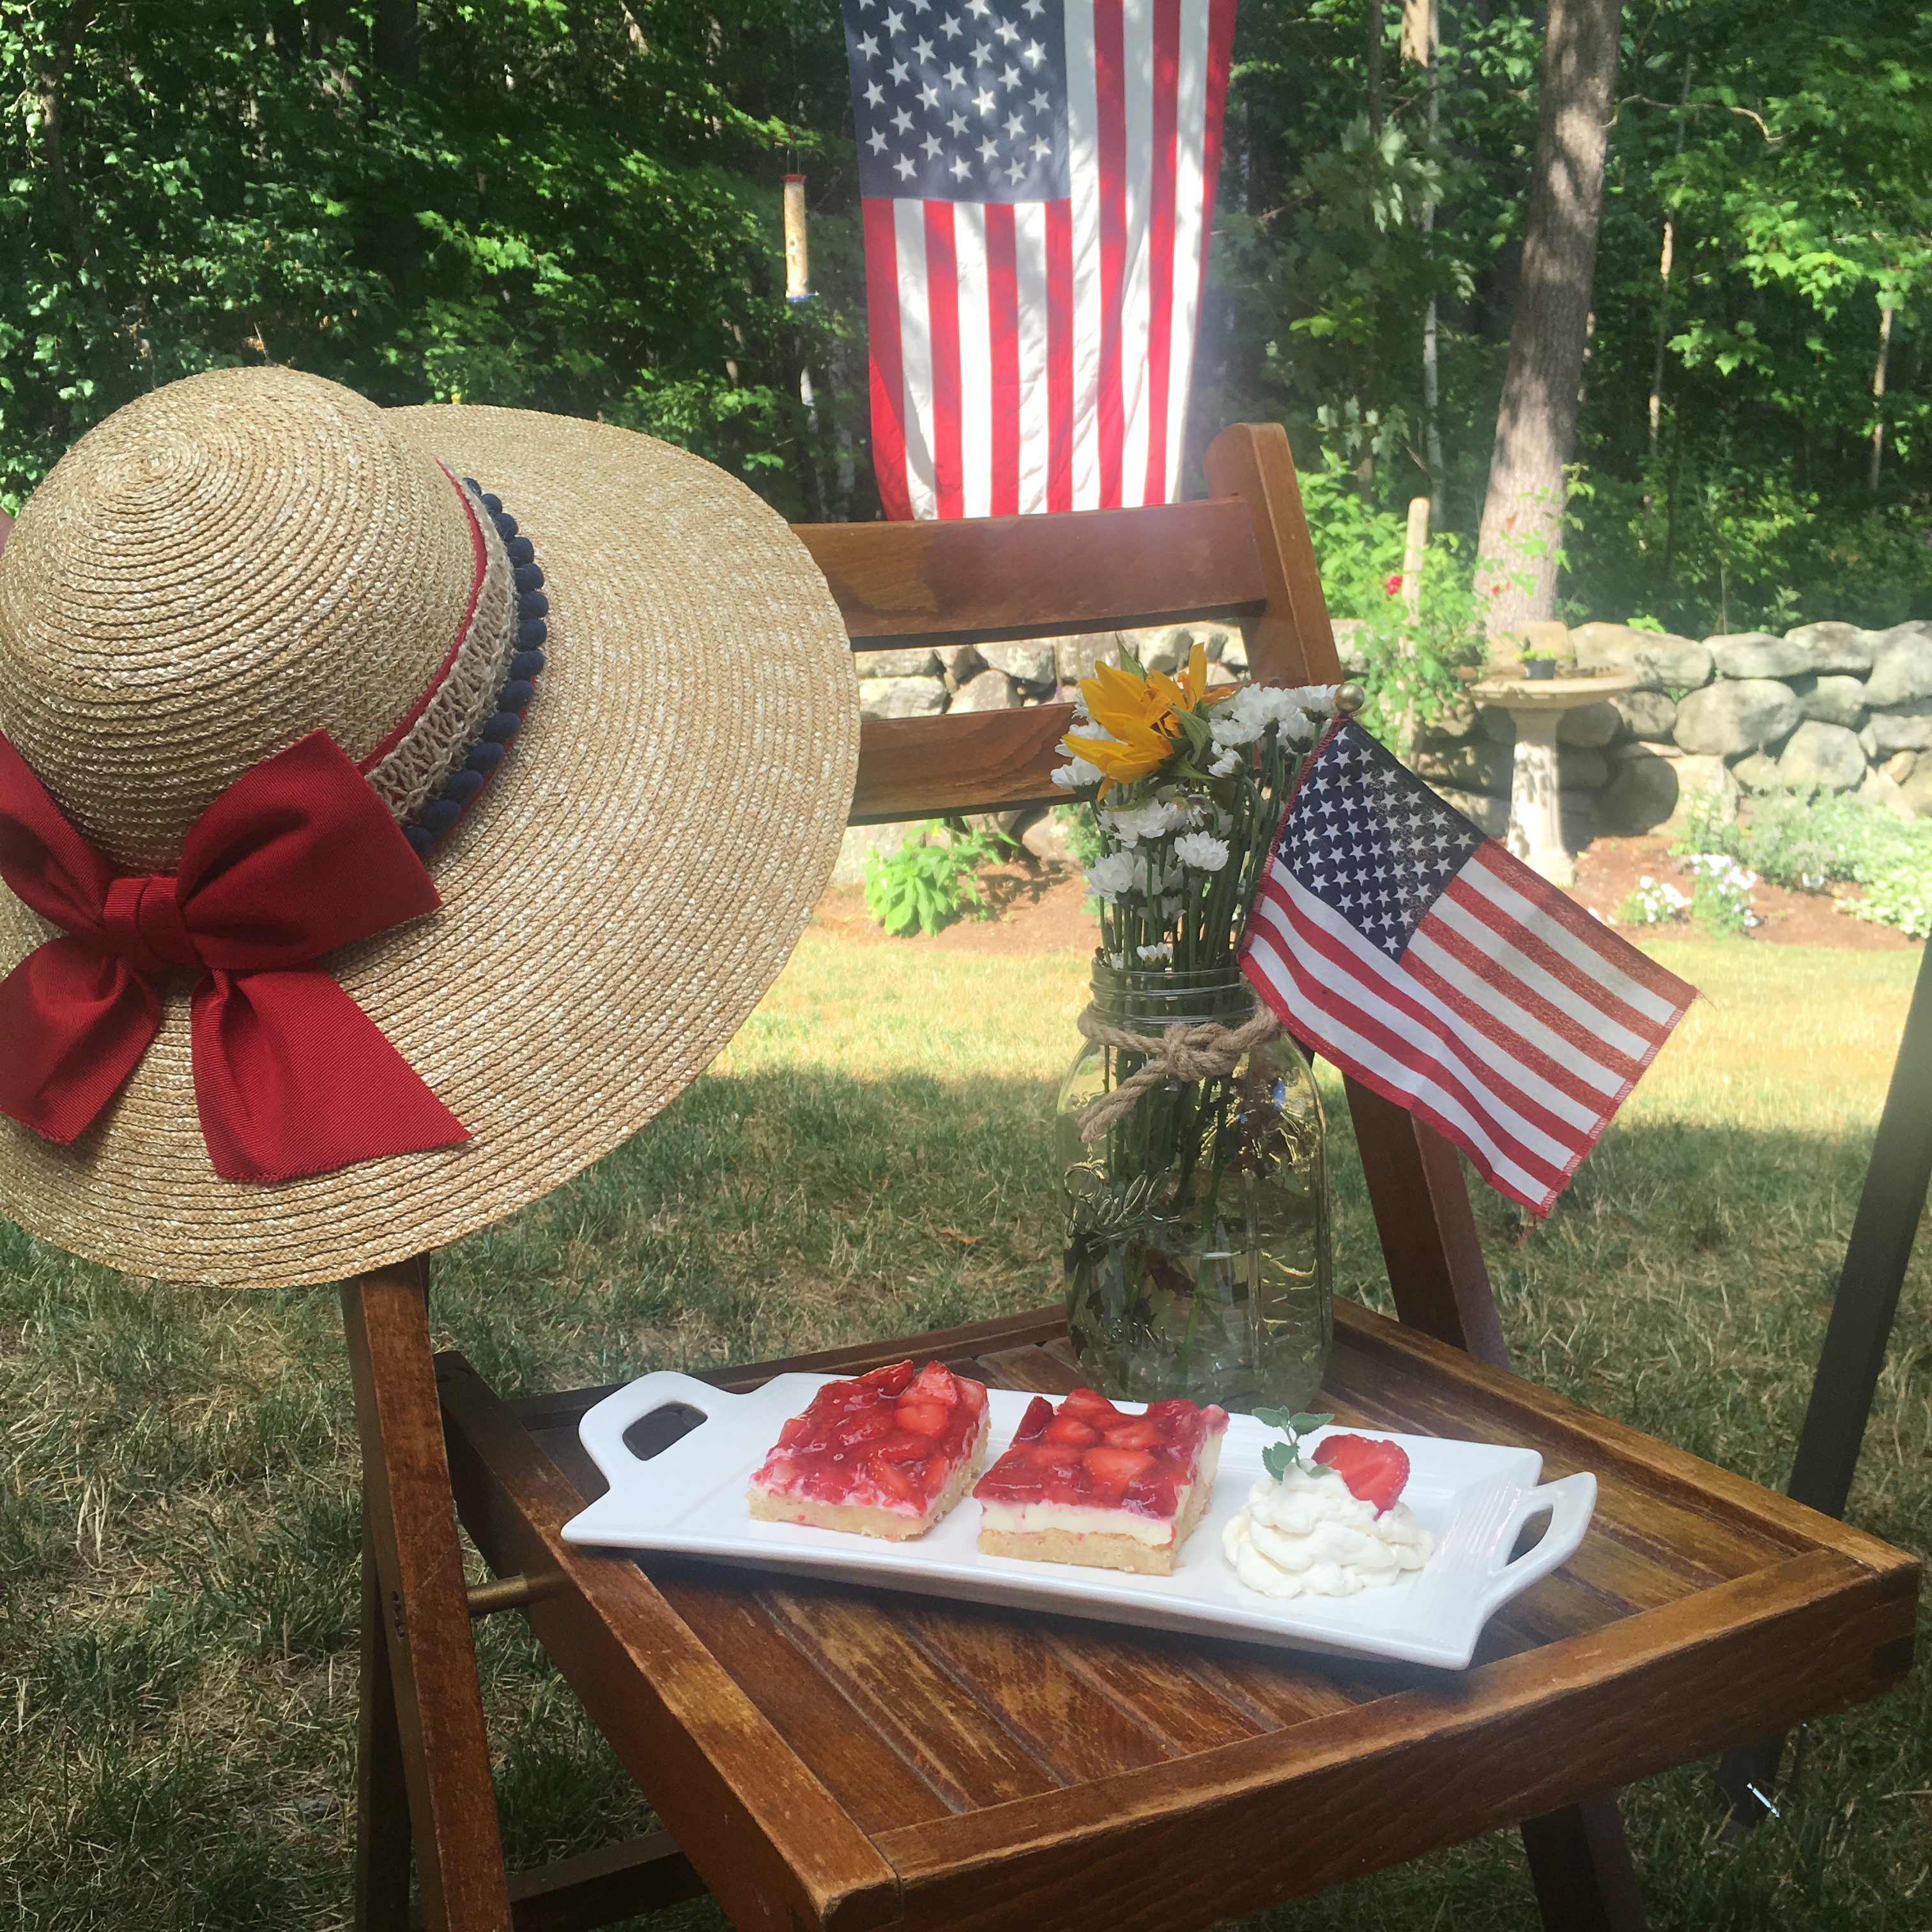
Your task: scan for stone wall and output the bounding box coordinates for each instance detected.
[832,623,1247,884]
[836,613,1932,887]
[1390,618,1932,842]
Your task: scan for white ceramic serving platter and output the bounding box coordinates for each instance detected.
[560,1372,1597,1669]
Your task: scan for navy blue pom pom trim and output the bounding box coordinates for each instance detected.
[406,480,548,857]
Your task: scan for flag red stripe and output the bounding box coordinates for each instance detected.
[1094,0,1128,509]
[1443,870,1674,1056]
[985,203,1021,518]
[924,201,963,519]
[1411,916,1650,1092]
[1466,841,1696,1013]
[862,199,911,521]
[1253,929,1571,1216]
[1399,934,1635,1121]
[1195,0,1237,324]
[1243,903,1570,1209]
[1254,877,1579,1179]
[1045,198,1075,512]
[1142,0,1181,506]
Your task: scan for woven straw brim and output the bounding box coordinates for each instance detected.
[0,407,859,1287]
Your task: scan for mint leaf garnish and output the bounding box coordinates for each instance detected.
[1258,1408,1334,1480]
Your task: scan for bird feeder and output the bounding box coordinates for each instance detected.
[783,175,813,305]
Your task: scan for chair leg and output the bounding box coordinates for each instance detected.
[355,1526,415,1930]
[1520,1791,1648,1932]
[343,1257,515,1932]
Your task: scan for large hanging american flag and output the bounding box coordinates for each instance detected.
[842,0,1238,519]
[1241,722,1696,1216]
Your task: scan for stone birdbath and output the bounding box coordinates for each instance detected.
[1469,661,1638,886]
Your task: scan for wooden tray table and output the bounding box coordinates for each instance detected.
[434,1299,1919,1932]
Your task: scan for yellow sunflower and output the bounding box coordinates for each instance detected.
[1060,643,1215,795]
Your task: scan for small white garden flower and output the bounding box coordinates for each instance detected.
[1209,749,1241,777]
[1172,831,1230,871]
[1107,951,1126,970]
[1052,755,1104,791]
[1136,942,1173,963]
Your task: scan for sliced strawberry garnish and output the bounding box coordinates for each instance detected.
[1312,1433,1411,1515]
[1082,1445,1156,1487]
[909,1360,960,1405]
[1045,1415,1099,1446]
[1013,1395,1053,1441]
[893,1399,950,1438]
[869,1361,916,1397]
[1100,1417,1162,1451]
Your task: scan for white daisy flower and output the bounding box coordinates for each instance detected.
[1052,755,1104,791]
[1231,682,1335,744]
[1172,831,1230,871]
[1136,942,1174,963]
[1209,712,1264,749]
[1103,799,1185,845]
[1084,852,1140,901]
[1209,748,1242,777]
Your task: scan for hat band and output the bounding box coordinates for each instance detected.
[397,478,549,857]
[358,468,522,830]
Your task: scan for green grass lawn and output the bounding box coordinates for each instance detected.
[1,933,1926,1929]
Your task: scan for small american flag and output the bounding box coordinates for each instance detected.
[1240,722,1696,1216]
[843,0,1238,519]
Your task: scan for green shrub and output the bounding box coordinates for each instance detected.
[1296,462,1489,757]
[1052,802,1104,872]
[1675,786,1932,940]
[862,818,1013,937]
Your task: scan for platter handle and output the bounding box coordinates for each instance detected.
[578,1370,732,1486]
[1475,1471,1597,1616]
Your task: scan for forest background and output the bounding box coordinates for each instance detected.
[3,0,1930,639]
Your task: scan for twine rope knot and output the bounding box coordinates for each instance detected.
[1073,1001,1283,1145]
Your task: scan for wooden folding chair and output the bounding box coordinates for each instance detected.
[342,424,1918,1932]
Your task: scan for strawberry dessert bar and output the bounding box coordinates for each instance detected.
[973,1386,1229,1575]
[747,1360,990,1540]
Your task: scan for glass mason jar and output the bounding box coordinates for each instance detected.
[1057,963,1331,1409]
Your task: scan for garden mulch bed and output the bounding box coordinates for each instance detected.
[1572,835,1918,950]
[815,838,1920,954]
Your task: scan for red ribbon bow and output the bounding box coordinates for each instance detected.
[0,730,468,1183]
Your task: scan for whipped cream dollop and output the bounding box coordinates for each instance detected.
[1222,1461,1433,1598]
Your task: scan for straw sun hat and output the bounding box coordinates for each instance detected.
[0,366,859,1288]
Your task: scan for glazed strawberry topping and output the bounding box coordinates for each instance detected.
[1312,1432,1411,1515]
[751,1360,988,1513]
[973,1387,1228,1519]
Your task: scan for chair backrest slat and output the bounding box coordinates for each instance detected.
[795,497,1266,650]
[795,424,1338,827]
[851,705,1075,824]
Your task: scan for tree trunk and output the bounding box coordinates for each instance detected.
[1870,306,1894,493]
[1474,0,1622,644]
